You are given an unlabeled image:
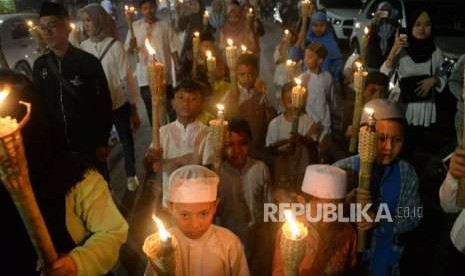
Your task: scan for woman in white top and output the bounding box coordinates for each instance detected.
[380,9,446,160]
[80,4,141,191]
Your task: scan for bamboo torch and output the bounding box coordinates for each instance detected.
[143,215,178,276]
[457,67,465,207]
[27,20,47,52]
[125,5,139,62]
[203,10,209,31]
[290,78,307,135]
[349,61,368,152]
[206,50,217,86]
[145,39,165,150]
[192,32,200,79]
[280,209,308,276]
[362,27,370,66]
[246,8,254,27]
[225,38,239,91]
[209,104,228,173]
[0,89,57,269]
[298,0,312,48]
[286,60,297,83]
[357,107,378,252]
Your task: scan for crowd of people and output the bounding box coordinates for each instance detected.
[1,0,465,275]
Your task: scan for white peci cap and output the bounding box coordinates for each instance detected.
[168,165,219,203]
[301,165,347,199]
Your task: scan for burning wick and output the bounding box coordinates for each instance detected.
[69,23,76,30]
[284,209,302,240]
[216,104,225,120]
[0,87,11,103]
[206,50,212,59]
[294,77,302,87]
[364,26,370,36]
[145,38,157,59]
[152,215,170,242]
[241,45,247,53]
[227,38,234,47]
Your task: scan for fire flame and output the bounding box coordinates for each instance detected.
[206,50,212,59]
[27,20,34,28]
[284,209,301,239]
[249,8,253,13]
[286,59,295,66]
[364,107,374,116]
[194,31,200,38]
[364,26,370,35]
[124,5,128,11]
[204,11,209,17]
[241,45,247,53]
[69,23,76,30]
[145,38,156,56]
[0,87,11,103]
[355,61,363,71]
[152,215,170,242]
[294,78,302,86]
[227,38,234,47]
[284,29,290,35]
[216,104,225,112]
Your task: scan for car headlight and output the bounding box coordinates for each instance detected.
[334,19,342,25]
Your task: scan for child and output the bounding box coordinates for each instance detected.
[334,99,422,275]
[222,53,276,161]
[217,118,273,276]
[144,80,212,208]
[299,42,334,162]
[306,11,343,83]
[273,30,300,103]
[125,0,180,123]
[143,165,250,276]
[266,83,320,191]
[272,165,357,275]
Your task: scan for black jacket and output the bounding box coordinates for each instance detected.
[32,45,112,160]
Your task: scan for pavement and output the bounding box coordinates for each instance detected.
[108,9,283,276]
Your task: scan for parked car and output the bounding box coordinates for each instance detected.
[0,13,42,78]
[319,0,363,43]
[350,0,465,70]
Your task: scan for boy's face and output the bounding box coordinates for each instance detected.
[227,8,241,24]
[281,90,293,113]
[376,120,404,165]
[171,90,204,120]
[141,2,156,21]
[312,21,327,36]
[305,49,323,70]
[169,201,218,239]
[237,64,257,90]
[224,131,250,169]
[39,16,70,49]
[364,83,385,103]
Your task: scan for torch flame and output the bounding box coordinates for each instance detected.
[129,6,135,12]
[124,5,128,11]
[284,29,290,35]
[194,31,200,38]
[227,38,234,47]
[249,8,253,13]
[241,45,247,53]
[286,59,295,66]
[152,215,170,242]
[27,20,34,28]
[0,87,11,103]
[216,103,225,112]
[206,50,212,59]
[364,26,370,35]
[145,38,156,56]
[69,23,76,30]
[294,78,302,86]
[284,209,301,239]
[204,10,209,16]
[364,107,374,116]
[355,61,363,71]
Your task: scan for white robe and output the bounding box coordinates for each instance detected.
[144,225,250,276]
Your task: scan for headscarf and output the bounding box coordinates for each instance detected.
[306,11,342,60]
[221,3,257,52]
[210,0,225,29]
[376,1,396,55]
[405,9,436,63]
[80,4,118,42]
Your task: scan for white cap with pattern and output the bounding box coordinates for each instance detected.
[168,165,219,203]
[301,165,347,199]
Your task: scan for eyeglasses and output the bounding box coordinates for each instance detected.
[378,133,404,145]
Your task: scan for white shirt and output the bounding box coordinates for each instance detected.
[158,120,210,206]
[144,225,250,276]
[439,173,465,253]
[299,70,335,135]
[81,37,131,110]
[266,114,315,146]
[125,19,180,87]
[381,49,446,127]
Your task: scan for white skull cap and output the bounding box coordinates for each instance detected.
[360,99,404,124]
[169,165,219,203]
[301,165,347,199]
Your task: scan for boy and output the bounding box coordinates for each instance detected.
[143,165,250,276]
[272,164,357,275]
[266,83,320,192]
[125,0,180,123]
[299,42,334,161]
[334,99,422,275]
[222,53,276,161]
[217,118,273,276]
[145,80,212,208]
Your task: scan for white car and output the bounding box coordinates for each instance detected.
[0,13,42,77]
[318,0,363,42]
[350,0,465,70]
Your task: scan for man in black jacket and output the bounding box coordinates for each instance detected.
[33,2,112,172]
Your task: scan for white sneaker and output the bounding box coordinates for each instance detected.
[127,176,140,191]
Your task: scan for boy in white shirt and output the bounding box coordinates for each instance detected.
[125,0,181,123]
[143,165,250,276]
[145,80,211,208]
